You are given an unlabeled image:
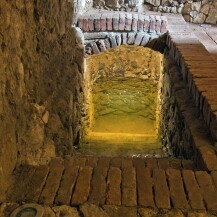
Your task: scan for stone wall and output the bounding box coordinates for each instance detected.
[83,45,163,143]
[91,0,217,24]
[0,0,84,199]
[149,0,217,24]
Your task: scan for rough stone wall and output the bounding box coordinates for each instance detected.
[91,0,217,24]
[0,0,84,199]
[146,0,217,24]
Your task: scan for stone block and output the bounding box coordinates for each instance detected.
[144,15,150,32]
[149,15,156,33]
[182,170,205,210]
[153,169,170,209]
[107,13,113,31]
[110,36,118,48]
[195,171,217,211]
[155,16,162,33]
[97,40,107,52]
[132,14,138,32]
[127,32,136,45]
[101,13,107,31]
[106,167,121,205]
[122,166,137,206]
[83,16,90,32]
[138,14,144,31]
[90,42,100,54]
[119,13,126,31]
[134,32,144,45]
[94,14,101,31]
[71,166,93,205]
[166,169,189,209]
[113,13,119,31]
[89,166,108,205]
[88,15,95,31]
[125,13,133,31]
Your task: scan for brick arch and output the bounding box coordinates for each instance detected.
[76,11,168,55]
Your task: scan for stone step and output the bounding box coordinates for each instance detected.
[5,156,217,211]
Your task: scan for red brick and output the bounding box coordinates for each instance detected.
[125,13,133,31]
[55,158,79,205]
[149,15,156,33]
[94,14,101,31]
[161,16,168,33]
[88,15,94,31]
[39,159,64,204]
[106,167,121,206]
[144,15,150,32]
[89,166,108,205]
[137,165,155,207]
[153,169,170,209]
[100,13,107,31]
[145,158,158,169]
[167,169,189,209]
[138,14,144,31]
[158,158,169,170]
[132,14,138,32]
[119,13,126,31]
[122,166,137,206]
[182,170,205,210]
[113,13,119,31]
[71,166,93,205]
[82,16,89,32]
[182,160,195,170]
[196,171,217,211]
[107,13,113,31]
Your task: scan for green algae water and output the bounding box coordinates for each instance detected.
[80,77,165,157]
[91,78,158,134]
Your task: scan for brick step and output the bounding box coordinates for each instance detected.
[165,14,217,143]
[5,156,217,211]
[77,12,167,34]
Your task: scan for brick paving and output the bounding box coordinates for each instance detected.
[6,155,217,212]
